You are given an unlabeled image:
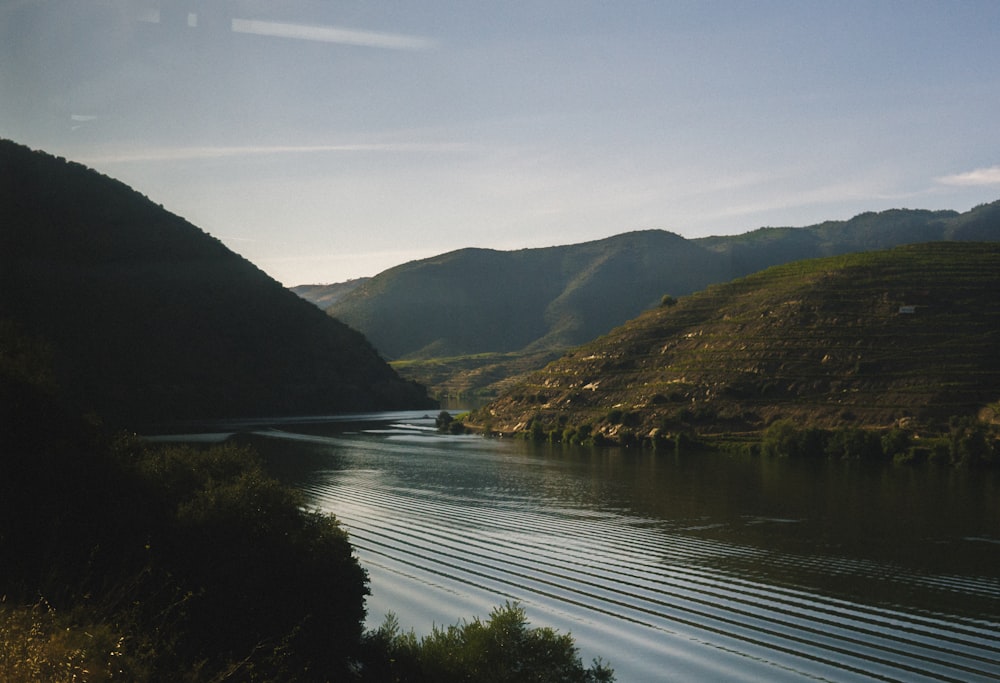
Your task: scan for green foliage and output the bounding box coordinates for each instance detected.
[948,417,998,466]
[881,428,911,460]
[436,410,469,434]
[529,418,547,442]
[488,240,1000,446]
[358,603,615,683]
[436,410,455,430]
[758,419,999,467]
[320,200,999,401]
[823,427,885,460]
[110,440,370,680]
[0,365,369,681]
[761,420,827,458]
[0,599,133,683]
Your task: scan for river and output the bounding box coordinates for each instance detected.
[177,411,1000,682]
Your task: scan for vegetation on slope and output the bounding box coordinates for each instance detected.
[0,140,432,427]
[0,323,615,682]
[0,354,368,680]
[307,203,999,401]
[360,603,613,683]
[323,232,726,399]
[474,243,1000,458]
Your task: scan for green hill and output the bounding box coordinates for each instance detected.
[311,203,1000,400]
[326,230,725,359]
[475,242,1000,445]
[0,140,432,426]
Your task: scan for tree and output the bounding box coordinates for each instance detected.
[436,410,455,431]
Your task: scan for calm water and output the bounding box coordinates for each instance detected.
[196,411,999,682]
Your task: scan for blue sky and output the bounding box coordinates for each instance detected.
[3,1,1000,285]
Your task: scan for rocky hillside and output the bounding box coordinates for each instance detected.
[308,202,1000,400]
[0,140,432,427]
[475,242,1000,442]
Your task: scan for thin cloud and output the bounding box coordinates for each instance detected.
[230,19,435,50]
[936,166,1000,187]
[79,143,472,165]
[133,10,434,50]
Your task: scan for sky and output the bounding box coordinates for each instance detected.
[3,1,1000,286]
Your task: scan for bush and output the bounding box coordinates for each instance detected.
[114,441,369,680]
[948,417,996,466]
[0,402,369,682]
[436,410,455,430]
[529,418,547,442]
[881,428,911,460]
[358,603,615,682]
[0,599,134,683]
[824,427,884,460]
[761,420,829,458]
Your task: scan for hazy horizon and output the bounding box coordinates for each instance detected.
[3,1,1000,285]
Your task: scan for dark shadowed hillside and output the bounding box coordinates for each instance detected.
[0,140,432,426]
[476,242,1000,443]
[307,202,999,400]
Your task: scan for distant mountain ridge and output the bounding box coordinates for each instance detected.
[0,140,432,426]
[477,242,1000,441]
[298,201,1000,399]
[291,278,370,309]
[323,230,728,360]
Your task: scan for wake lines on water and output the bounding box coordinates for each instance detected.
[304,479,1000,683]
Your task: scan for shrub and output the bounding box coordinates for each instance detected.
[761,420,799,457]
[948,417,995,466]
[824,427,884,460]
[881,428,911,460]
[761,420,829,458]
[436,410,455,431]
[569,424,593,446]
[358,602,615,682]
[0,600,134,683]
[117,442,369,679]
[529,418,547,442]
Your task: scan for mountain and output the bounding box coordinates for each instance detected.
[326,231,726,358]
[0,140,433,427]
[475,242,1000,442]
[291,278,370,308]
[309,202,1000,399]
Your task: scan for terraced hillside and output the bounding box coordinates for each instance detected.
[309,202,1000,401]
[476,243,1000,442]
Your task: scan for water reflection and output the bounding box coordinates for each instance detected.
[243,413,999,682]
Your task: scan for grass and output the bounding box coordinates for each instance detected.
[0,599,132,683]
